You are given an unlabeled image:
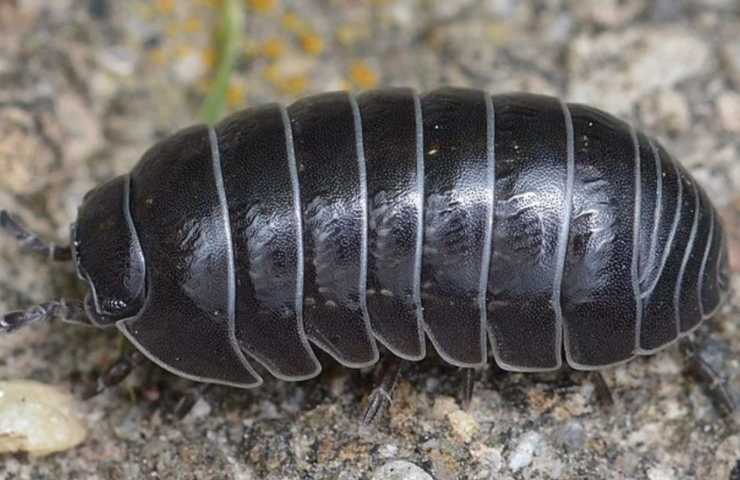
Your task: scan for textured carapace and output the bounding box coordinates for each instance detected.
[70,88,730,387]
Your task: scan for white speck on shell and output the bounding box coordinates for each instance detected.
[0,380,87,456]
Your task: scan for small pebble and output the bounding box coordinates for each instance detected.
[0,380,87,456]
[723,42,740,86]
[556,421,586,450]
[432,396,479,442]
[172,52,207,84]
[447,410,478,443]
[509,431,544,473]
[183,398,212,422]
[647,465,676,480]
[377,444,399,458]
[709,435,740,480]
[717,92,740,133]
[470,443,503,474]
[641,89,691,134]
[372,460,434,480]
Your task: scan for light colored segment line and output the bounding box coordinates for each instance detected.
[641,153,683,300]
[477,91,495,364]
[674,178,700,334]
[281,105,305,340]
[412,91,427,357]
[716,225,730,309]
[629,126,643,353]
[280,104,321,379]
[552,99,575,369]
[702,209,727,319]
[208,125,263,385]
[348,93,380,361]
[636,155,684,353]
[122,174,145,285]
[209,126,237,327]
[640,138,664,289]
[698,206,715,319]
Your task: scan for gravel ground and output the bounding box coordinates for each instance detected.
[0,0,739,478]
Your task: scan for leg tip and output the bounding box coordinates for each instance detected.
[361,388,392,425]
[0,210,19,231]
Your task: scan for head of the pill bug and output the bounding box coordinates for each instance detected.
[71,175,145,326]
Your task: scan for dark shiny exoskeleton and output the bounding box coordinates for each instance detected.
[22,88,735,387]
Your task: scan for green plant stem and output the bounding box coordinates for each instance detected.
[199,0,244,125]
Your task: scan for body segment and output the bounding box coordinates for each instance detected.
[288,92,378,368]
[217,104,320,381]
[418,88,492,368]
[359,88,426,361]
[486,94,571,371]
[120,125,261,387]
[561,104,641,367]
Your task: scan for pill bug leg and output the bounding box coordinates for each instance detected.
[0,211,88,333]
[173,384,213,419]
[0,210,71,261]
[0,299,91,333]
[362,356,404,425]
[81,349,146,400]
[679,337,736,416]
[460,368,477,411]
[589,372,614,408]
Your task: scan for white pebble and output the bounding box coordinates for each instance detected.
[172,52,207,84]
[509,431,544,472]
[372,460,433,480]
[183,398,212,421]
[717,92,740,133]
[377,443,399,458]
[0,380,87,456]
[647,465,676,480]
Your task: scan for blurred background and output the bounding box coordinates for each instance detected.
[0,0,738,478]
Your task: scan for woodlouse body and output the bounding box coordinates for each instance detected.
[54,88,733,386]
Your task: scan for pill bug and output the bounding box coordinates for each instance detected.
[0,87,733,414]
